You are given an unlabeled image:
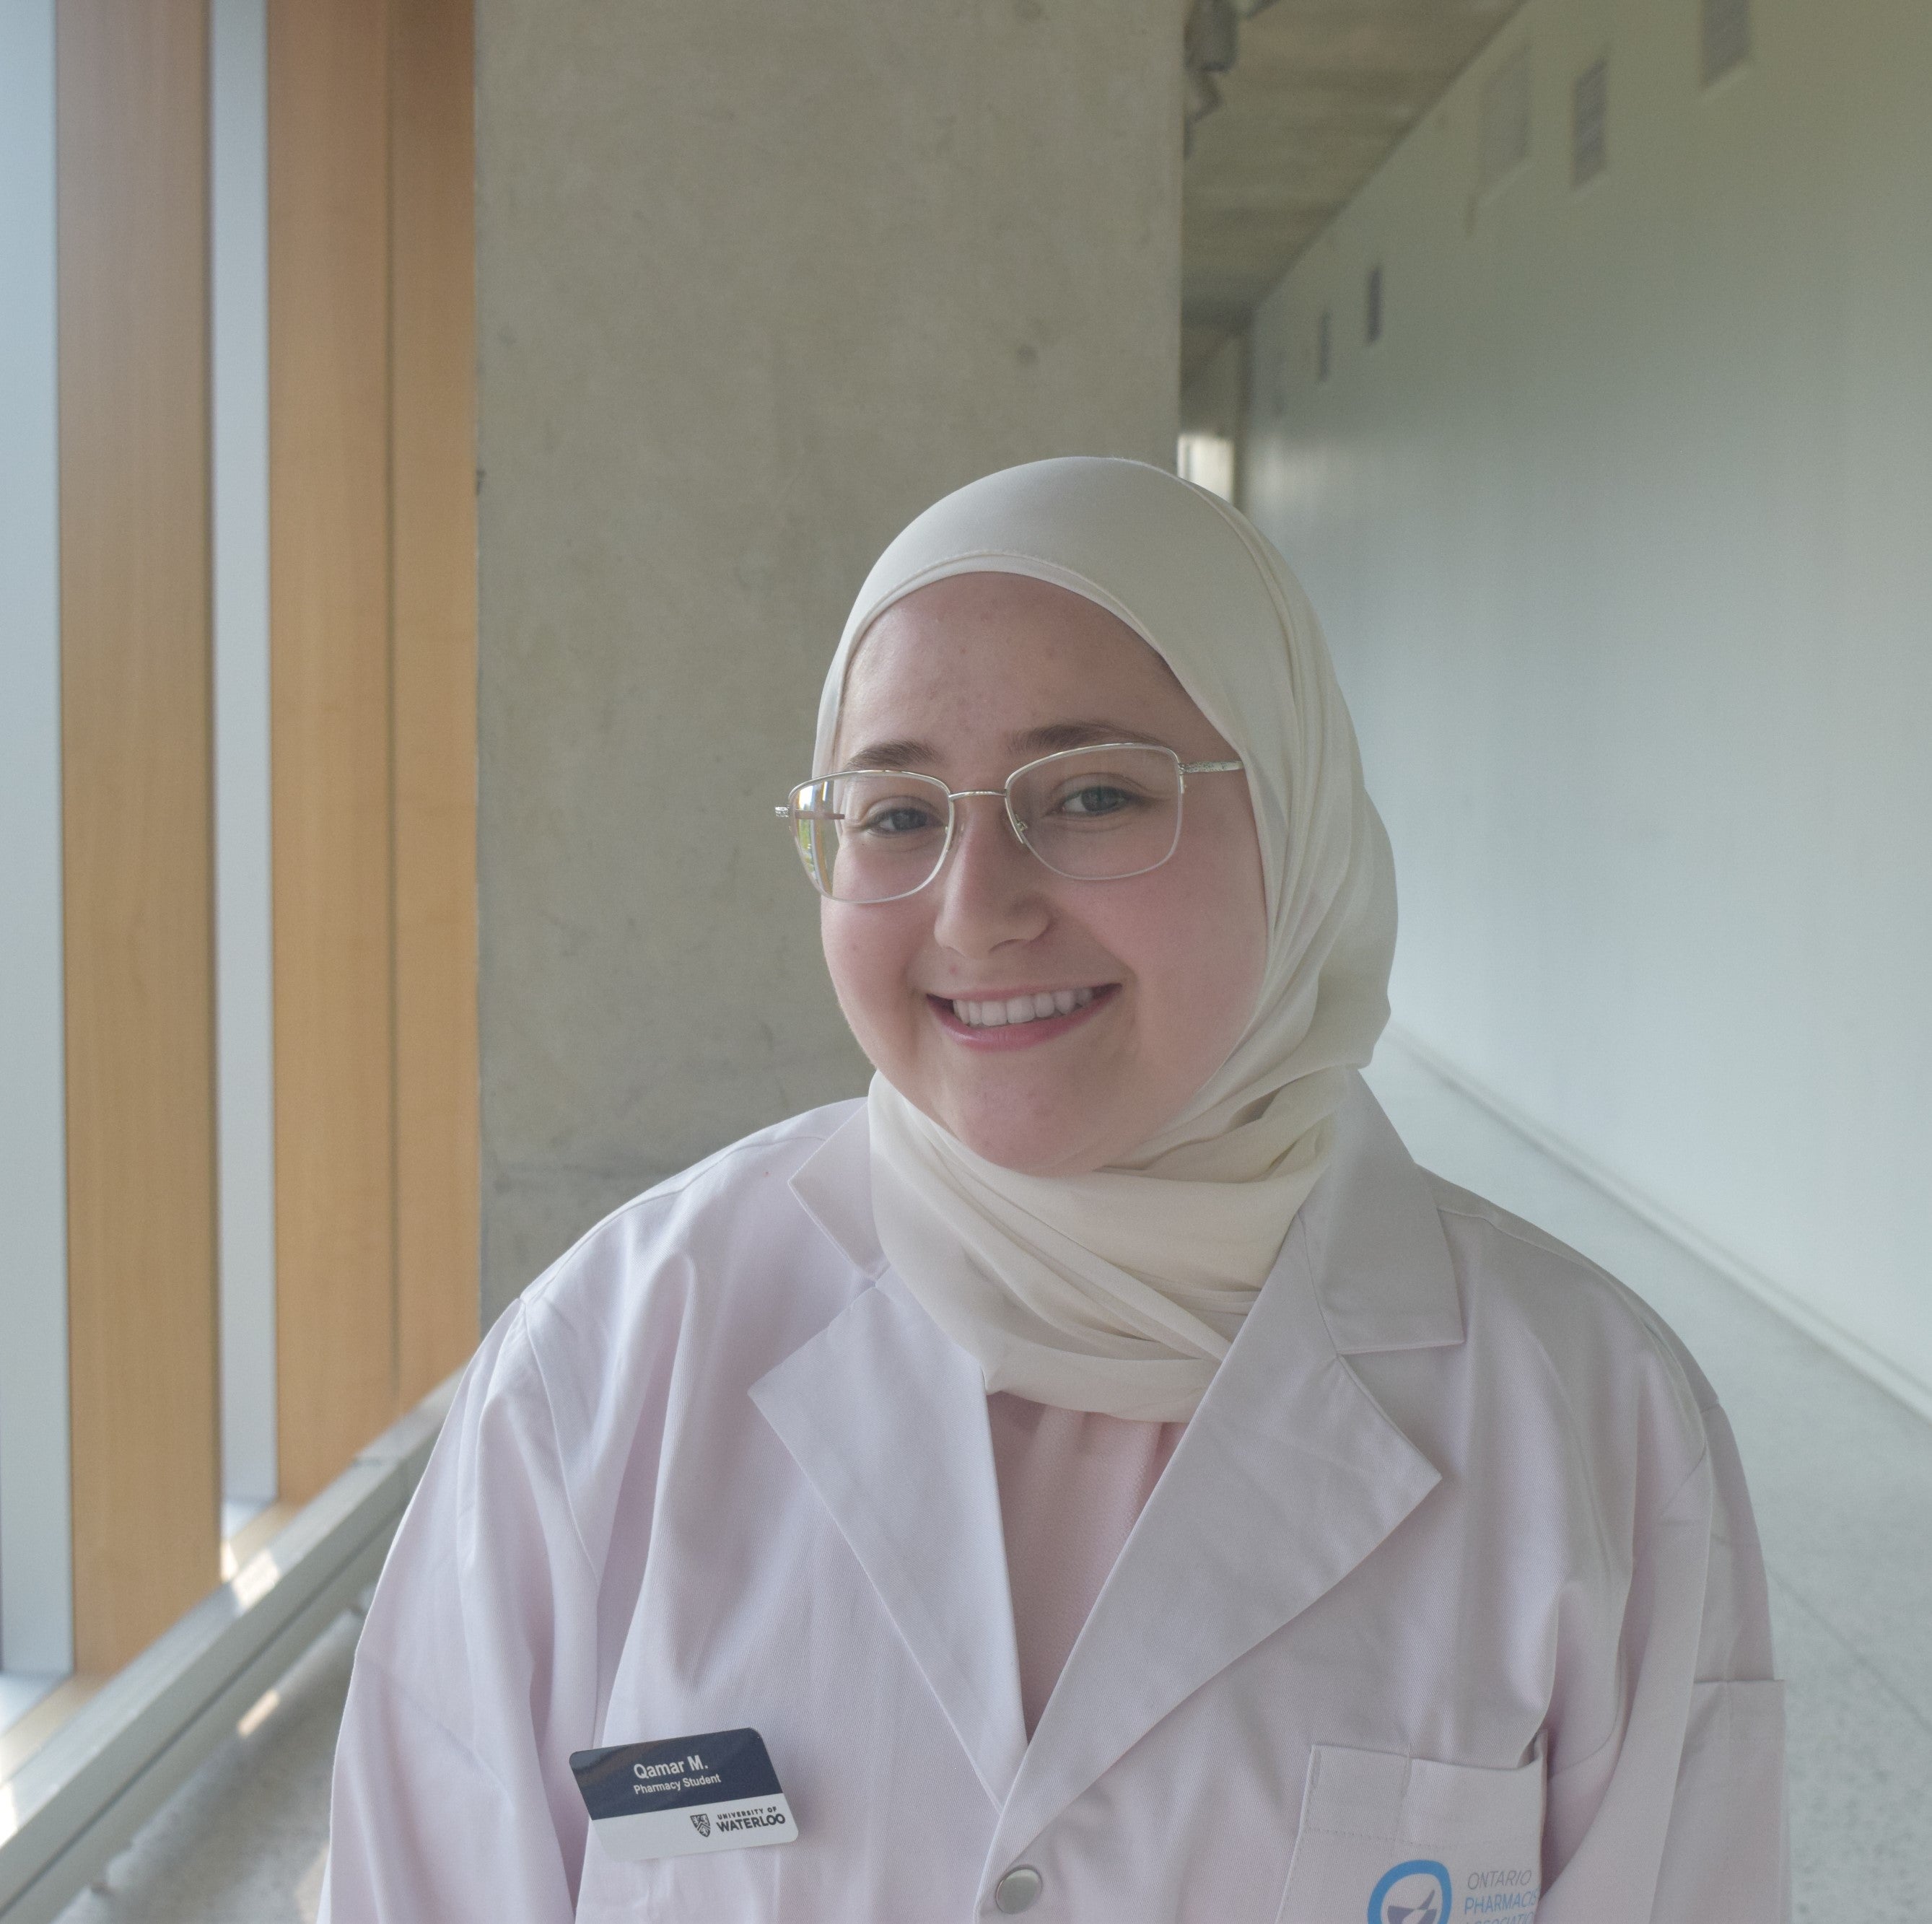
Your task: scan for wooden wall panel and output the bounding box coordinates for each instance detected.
[391,0,481,1403]
[268,0,398,1503]
[57,0,221,1673]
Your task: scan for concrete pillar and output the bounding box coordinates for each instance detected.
[477,0,1181,1314]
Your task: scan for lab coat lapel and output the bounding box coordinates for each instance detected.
[751,1277,1029,1809]
[988,1078,1463,1866]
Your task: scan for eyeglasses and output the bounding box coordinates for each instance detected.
[775,742,1245,904]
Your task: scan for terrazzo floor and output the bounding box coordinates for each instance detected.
[52,1038,1932,1920]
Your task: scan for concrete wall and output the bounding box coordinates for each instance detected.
[477,0,1182,1315]
[1243,0,1932,1411]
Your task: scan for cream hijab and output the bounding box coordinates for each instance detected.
[814,457,1396,1421]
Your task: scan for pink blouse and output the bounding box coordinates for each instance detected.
[986,1392,1188,1736]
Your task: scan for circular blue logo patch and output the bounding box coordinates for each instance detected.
[1368,1859,1454,1924]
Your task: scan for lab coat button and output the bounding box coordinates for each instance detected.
[994,1866,1043,1912]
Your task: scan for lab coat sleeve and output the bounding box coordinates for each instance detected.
[319,1299,603,1924]
[1646,1403,1789,1922]
[1539,1401,1788,1924]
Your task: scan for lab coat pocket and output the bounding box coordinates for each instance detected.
[1275,1742,1544,1924]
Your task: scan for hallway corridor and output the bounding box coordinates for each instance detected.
[58,1040,1932,1923]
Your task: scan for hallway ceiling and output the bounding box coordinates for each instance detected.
[1182,0,1529,382]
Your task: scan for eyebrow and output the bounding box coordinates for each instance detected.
[842,720,1166,771]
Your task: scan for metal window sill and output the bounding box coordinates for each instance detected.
[0,1374,455,1923]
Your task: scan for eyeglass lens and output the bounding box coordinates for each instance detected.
[790,745,1186,903]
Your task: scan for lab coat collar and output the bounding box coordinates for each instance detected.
[1302,1072,1464,1354]
[986,1084,1459,1871]
[750,1275,1029,1808]
[764,1073,1463,1862]
[787,1101,885,1278]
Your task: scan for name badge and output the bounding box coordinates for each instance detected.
[569,1726,798,1862]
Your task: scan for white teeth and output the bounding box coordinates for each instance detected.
[949,987,1098,1028]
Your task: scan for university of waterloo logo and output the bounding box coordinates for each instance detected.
[690,1812,711,1837]
[1368,1859,1453,1924]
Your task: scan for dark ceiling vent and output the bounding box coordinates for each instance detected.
[1480,45,1532,193]
[1702,0,1751,84]
[1365,266,1384,345]
[1573,57,1608,185]
[1317,308,1332,382]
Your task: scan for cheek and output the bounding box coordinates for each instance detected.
[1119,847,1267,1066]
[821,904,922,1054]
[1202,921,1269,1059]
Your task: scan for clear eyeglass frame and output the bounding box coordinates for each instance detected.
[773,741,1246,905]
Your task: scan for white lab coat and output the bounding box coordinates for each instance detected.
[320,1078,1788,1923]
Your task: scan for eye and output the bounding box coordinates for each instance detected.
[853,800,943,837]
[1055,782,1141,818]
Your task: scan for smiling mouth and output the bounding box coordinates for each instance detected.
[944,986,1106,1030]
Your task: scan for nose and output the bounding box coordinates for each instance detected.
[928,794,1050,956]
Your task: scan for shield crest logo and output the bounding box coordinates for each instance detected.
[691,1812,711,1837]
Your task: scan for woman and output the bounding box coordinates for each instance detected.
[320,458,1787,1922]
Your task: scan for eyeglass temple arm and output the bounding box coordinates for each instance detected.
[1179,759,1244,774]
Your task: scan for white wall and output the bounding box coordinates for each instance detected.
[1243,0,1932,1411]
[476,0,1182,1315]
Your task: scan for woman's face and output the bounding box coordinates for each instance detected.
[821,572,1267,1176]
